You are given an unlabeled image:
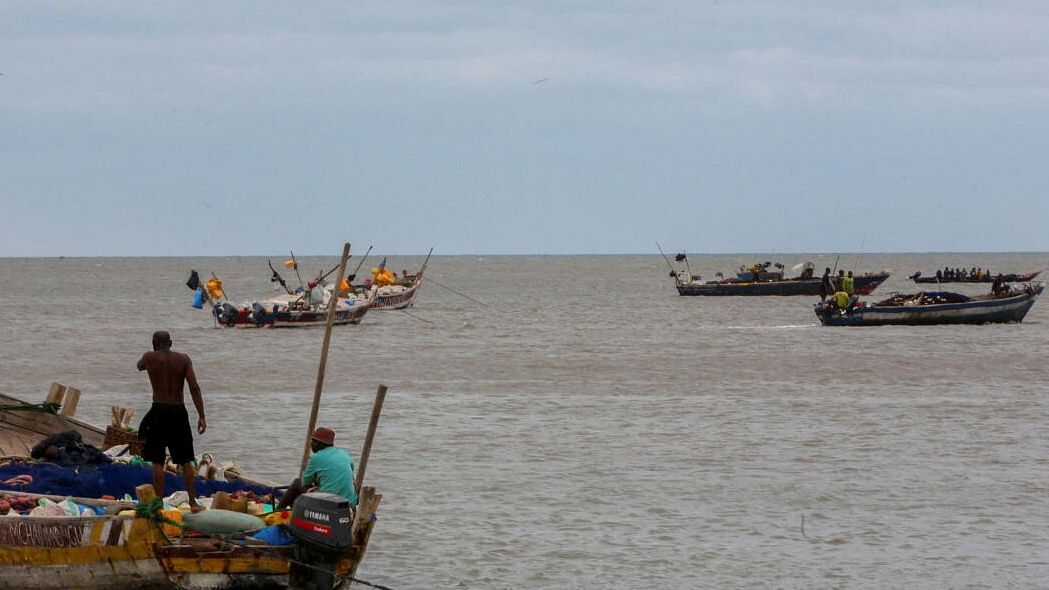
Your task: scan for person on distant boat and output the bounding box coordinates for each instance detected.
[277,427,359,510]
[842,271,855,296]
[136,331,207,511]
[835,269,845,291]
[819,268,832,301]
[936,269,943,281]
[992,274,1007,296]
[833,289,850,310]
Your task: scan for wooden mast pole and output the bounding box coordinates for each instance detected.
[300,242,352,476]
[354,384,387,493]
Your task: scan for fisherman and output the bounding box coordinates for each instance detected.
[835,269,845,291]
[992,274,1007,296]
[819,267,832,301]
[136,331,207,511]
[842,270,855,296]
[832,289,850,310]
[277,427,358,510]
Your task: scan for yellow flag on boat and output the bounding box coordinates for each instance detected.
[206,276,225,300]
[283,259,297,270]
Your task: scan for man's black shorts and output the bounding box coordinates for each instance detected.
[139,403,195,465]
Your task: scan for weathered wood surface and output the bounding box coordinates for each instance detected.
[355,384,387,493]
[348,485,383,564]
[0,391,106,458]
[0,513,168,590]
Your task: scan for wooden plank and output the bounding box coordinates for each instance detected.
[45,383,66,405]
[0,429,34,457]
[0,392,107,449]
[59,387,81,418]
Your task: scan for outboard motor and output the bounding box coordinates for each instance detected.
[250,302,268,327]
[288,492,353,590]
[213,303,238,327]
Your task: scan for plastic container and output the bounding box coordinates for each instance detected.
[161,508,183,537]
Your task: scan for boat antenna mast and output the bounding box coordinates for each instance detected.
[289,250,305,292]
[347,245,374,283]
[655,242,678,278]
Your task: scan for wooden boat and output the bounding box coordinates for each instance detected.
[814,283,1044,326]
[0,384,384,590]
[672,261,890,296]
[212,292,372,328]
[369,276,424,310]
[190,256,374,328]
[4,245,387,589]
[1,385,383,590]
[348,249,432,310]
[0,386,105,458]
[0,486,381,590]
[910,271,1040,284]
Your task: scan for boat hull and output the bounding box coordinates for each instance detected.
[0,516,168,590]
[913,271,1040,284]
[677,273,890,296]
[815,285,1043,326]
[370,279,422,310]
[269,302,369,328]
[216,300,370,328]
[0,506,373,590]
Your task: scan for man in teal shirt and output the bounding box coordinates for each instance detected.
[278,427,358,509]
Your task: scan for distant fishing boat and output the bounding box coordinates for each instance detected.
[814,283,1044,326]
[187,261,373,328]
[344,248,432,310]
[211,291,372,329]
[662,255,890,296]
[910,270,1040,284]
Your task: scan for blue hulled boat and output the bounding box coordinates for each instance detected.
[814,283,1044,326]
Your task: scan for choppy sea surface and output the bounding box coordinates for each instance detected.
[1,252,1048,589]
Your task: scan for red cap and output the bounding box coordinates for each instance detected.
[311,427,335,445]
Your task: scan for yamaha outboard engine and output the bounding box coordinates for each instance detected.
[288,492,353,590]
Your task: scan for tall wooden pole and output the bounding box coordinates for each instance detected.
[300,242,352,476]
[355,384,387,493]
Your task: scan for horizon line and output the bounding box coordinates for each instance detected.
[2,250,1048,260]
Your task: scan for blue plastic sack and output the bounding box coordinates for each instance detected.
[191,288,205,309]
[252,525,293,546]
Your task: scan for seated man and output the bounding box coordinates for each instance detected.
[278,427,358,509]
[832,290,850,310]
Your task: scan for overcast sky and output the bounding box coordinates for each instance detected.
[2,1,1047,256]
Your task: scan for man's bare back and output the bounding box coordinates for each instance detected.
[137,349,198,405]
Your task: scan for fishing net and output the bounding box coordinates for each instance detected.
[0,461,276,500]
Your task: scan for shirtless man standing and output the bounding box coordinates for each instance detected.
[137,331,207,509]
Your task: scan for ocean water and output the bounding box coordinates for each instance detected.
[1,252,1047,589]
